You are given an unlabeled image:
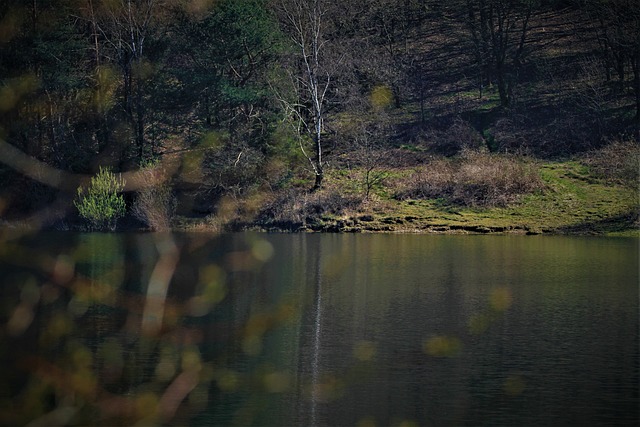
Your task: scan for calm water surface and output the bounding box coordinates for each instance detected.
[0,232,637,426]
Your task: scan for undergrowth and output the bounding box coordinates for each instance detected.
[583,139,640,188]
[392,152,544,207]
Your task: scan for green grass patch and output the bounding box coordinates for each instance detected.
[366,160,638,235]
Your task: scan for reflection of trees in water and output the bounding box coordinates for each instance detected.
[1,233,638,426]
[0,231,287,425]
[309,235,323,427]
[77,233,124,310]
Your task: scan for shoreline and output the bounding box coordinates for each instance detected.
[5,212,636,236]
[2,160,638,238]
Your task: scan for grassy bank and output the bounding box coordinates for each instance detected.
[172,158,638,237]
[362,161,638,236]
[1,156,635,236]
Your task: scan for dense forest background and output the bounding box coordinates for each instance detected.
[0,0,638,231]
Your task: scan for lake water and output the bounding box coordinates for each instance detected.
[0,232,637,426]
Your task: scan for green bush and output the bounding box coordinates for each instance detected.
[75,167,126,230]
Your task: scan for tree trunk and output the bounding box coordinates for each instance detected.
[136,108,145,161]
[496,66,510,108]
[313,111,323,190]
[313,169,323,190]
[135,74,145,161]
[632,54,640,141]
[614,51,625,92]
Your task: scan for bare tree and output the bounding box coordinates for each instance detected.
[353,115,392,201]
[274,0,336,190]
[84,0,162,161]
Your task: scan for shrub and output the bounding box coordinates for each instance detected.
[131,161,176,231]
[257,186,362,229]
[451,152,543,206]
[202,143,265,199]
[394,152,544,207]
[394,159,454,200]
[584,140,640,188]
[75,167,126,230]
[418,118,485,156]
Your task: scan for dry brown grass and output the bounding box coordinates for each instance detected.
[393,151,544,207]
[584,139,640,188]
[131,167,177,231]
[257,185,362,229]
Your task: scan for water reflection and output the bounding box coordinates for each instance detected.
[0,232,638,426]
[310,236,323,426]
